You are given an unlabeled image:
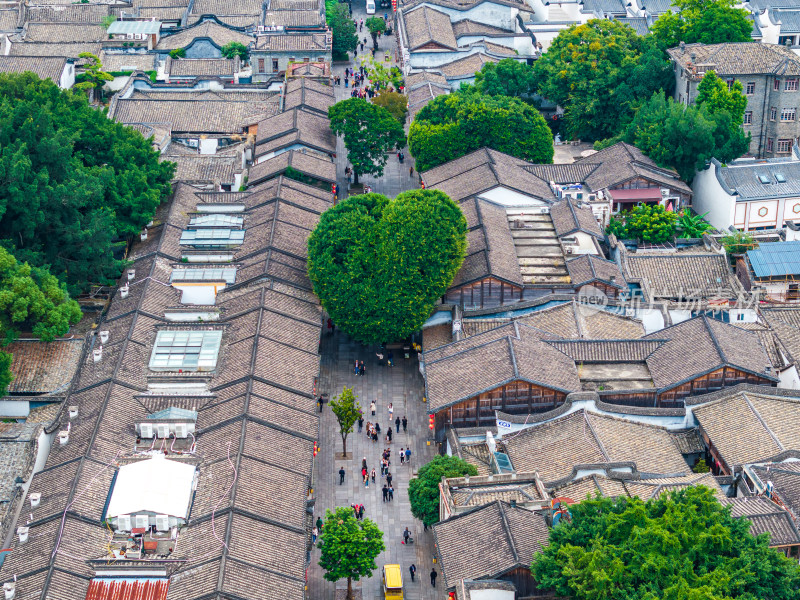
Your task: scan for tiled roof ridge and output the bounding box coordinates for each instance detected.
[743,392,785,452]
[571,300,587,339]
[496,501,520,564]
[701,314,727,365]
[425,333,517,365]
[584,411,611,461]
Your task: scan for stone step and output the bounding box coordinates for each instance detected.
[520,266,570,276]
[518,256,566,266]
[522,274,573,284]
[510,226,556,236]
[516,247,564,258]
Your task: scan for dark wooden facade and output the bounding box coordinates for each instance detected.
[574,281,623,299]
[444,277,526,310]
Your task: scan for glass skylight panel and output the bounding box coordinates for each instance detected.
[188,214,244,228]
[776,173,787,183]
[758,174,771,184]
[179,228,245,246]
[197,203,245,213]
[149,330,222,371]
[170,268,237,283]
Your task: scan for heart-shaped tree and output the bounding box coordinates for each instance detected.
[308,189,467,344]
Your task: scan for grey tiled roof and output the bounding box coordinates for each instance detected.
[614,16,650,35]
[0,9,20,31]
[406,70,448,87]
[262,9,325,27]
[5,339,83,394]
[156,20,253,50]
[717,159,800,200]
[255,32,329,51]
[283,77,335,114]
[620,251,741,301]
[8,41,102,58]
[190,0,263,16]
[774,9,800,33]
[751,461,800,521]
[161,150,241,185]
[249,149,336,184]
[422,147,556,203]
[551,471,724,501]
[503,408,693,484]
[515,302,646,339]
[438,52,499,79]
[254,107,336,155]
[165,56,239,77]
[667,42,800,76]
[0,55,67,82]
[99,51,156,72]
[565,254,627,289]
[22,22,107,42]
[582,0,626,14]
[403,5,457,50]
[433,501,549,590]
[693,390,800,469]
[452,19,512,36]
[550,198,603,239]
[721,496,800,546]
[26,4,112,23]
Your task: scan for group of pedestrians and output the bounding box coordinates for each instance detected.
[353,359,366,376]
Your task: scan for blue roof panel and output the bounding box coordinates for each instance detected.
[747,241,800,278]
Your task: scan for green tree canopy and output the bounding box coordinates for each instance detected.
[74,53,113,99]
[308,190,467,344]
[328,98,406,184]
[0,73,175,294]
[621,89,749,182]
[409,455,478,526]
[0,247,81,343]
[169,48,185,59]
[359,56,403,91]
[651,0,752,49]
[532,486,800,600]
[720,231,756,254]
[366,16,386,51]
[409,89,554,172]
[606,204,678,243]
[328,2,358,60]
[221,41,249,61]
[677,209,712,238]
[696,70,747,121]
[474,58,535,97]
[532,20,672,141]
[372,91,407,123]
[319,507,385,600]
[329,386,361,455]
[0,350,12,397]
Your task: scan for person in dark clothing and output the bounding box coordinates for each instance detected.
[382,485,388,502]
[316,516,323,531]
[387,351,394,367]
[359,505,365,520]
[430,569,437,587]
[387,428,393,442]
[388,485,394,501]
[375,422,381,434]
[395,417,400,433]
[409,564,416,582]
[362,457,368,471]
[358,416,364,432]
[403,527,410,544]
[386,472,393,487]
[402,416,408,432]
[339,466,345,484]
[317,396,323,413]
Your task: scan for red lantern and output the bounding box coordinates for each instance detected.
[428,415,435,430]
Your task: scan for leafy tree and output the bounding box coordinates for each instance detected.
[532,20,672,141]
[651,0,752,49]
[0,247,81,343]
[328,98,406,184]
[328,2,358,60]
[692,458,711,473]
[74,53,113,100]
[329,386,361,455]
[720,231,756,254]
[409,90,553,172]
[169,48,186,59]
[696,71,747,121]
[606,204,678,243]
[0,350,12,396]
[622,91,749,182]
[359,56,403,90]
[409,455,478,527]
[307,190,467,344]
[532,486,800,600]
[101,15,116,29]
[474,58,536,97]
[677,209,712,238]
[221,41,249,61]
[366,16,386,52]
[372,91,407,123]
[319,507,385,600]
[0,73,175,294]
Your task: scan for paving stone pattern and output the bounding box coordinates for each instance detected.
[308,329,444,599]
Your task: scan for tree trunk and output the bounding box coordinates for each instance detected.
[353,171,360,185]
[347,576,353,600]
[341,433,347,455]
[371,32,378,52]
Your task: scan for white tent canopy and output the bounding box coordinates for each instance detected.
[107,455,196,519]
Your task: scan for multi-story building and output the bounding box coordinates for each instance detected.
[667,42,800,159]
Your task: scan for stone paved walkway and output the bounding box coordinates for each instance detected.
[331,1,419,199]
[307,329,443,599]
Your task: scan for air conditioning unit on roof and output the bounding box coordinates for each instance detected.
[117,515,132,531]
[134,514,149,529]
[139,423,154,439]
[156,424,170,439]
[174,423,188,439]
[155,515,170,531]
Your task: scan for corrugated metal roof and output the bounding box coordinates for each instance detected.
[107,20,162,35]
[86,578,169,600]
[747,241,800,278]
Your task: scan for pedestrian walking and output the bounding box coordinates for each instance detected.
[387,350,394,367]
[402,416,408,432]
[387,428,392,442]
[395,417,400,433]
[316,515,323,531]
[339,466,345,484]
[388,485,394,501]
[430,569,437,587]
[388,402,393,421]
[317,396,323,413]
[359,360,366,376]
[399,448,405,465]
[382,484,388,502]
[406,447,411,463]
[354,360,359,375]
[375,422,381,435]
[362,457,367,471]
[370,401,376,416]
[362,467,367,484]
[386,472,393,487]
[359,505,365,520]
[403,527,410,544]
[358,415,364,432]
[409,564,416,582]
[409,165,414,177]
[376,350,384,365]
[371,467,376,482]
[312,526,318,544]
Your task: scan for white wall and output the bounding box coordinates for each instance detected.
[479,186,549,207]
[59,63,75,89]
[778,365,800,389]
[691,165,737,231]
[469,590,515,600]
